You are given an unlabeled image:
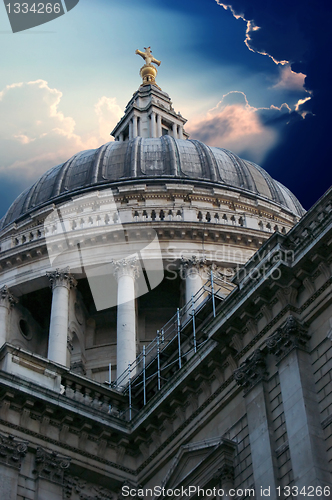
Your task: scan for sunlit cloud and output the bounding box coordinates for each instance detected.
[216,2,288,64]
[295,97,312,118]
[187,91,291,164]
[95,96,123,142]
[0,80,122,184]
[272,65,306,91]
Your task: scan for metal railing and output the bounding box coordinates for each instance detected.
[111,271,236,419]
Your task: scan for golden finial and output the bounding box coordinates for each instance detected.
[135,47,161,89]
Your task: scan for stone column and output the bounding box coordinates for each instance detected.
[180,256,206,308]
[267,316,332,490]
[150,112,156,138]
[112,258,139,382]
[234,350,279,499]
[172,122,178,139]
[157,114,162,137]
[178,126,184,139]
[119,132,124,142]
[132,115,138,138]
[0,286,17,347]
[129,120,133,140]
[47,268,77,366]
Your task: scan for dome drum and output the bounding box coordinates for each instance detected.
[0,77,305,387]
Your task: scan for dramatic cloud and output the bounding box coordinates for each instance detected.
[217,1,309,65]
[187,91,290,164]
[216,0,332,208]
[95,96,123,142]
[0,80,122,184]
[272,65,306,91]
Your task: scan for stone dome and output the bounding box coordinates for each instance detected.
[0,136,304,229]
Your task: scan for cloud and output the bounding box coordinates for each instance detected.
[215,1,332,209]
[272,65,306,91]
[95,96,123,141]
[187,91,290,164]
[0,80,122,185]
[216,1,309,65]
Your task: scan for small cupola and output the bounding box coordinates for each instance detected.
[111,47,189,141]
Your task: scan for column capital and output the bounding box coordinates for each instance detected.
[47,268,77,291]
[0,285,18,308]
[0,433,28,469]
[218,463,235,484]
[233,349,268,394]
[112,257,140,280]
[266,315,310,362]
[180,255,206,276]
[34,447,70,484]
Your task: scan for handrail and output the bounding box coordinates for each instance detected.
[112,272,236,397]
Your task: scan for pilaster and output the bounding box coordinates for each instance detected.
[0,433,28,500]
[234,350,278,499]
[34,447,71,500]
[267,315,332,490]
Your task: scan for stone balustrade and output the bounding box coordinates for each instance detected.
[0,343,127,418]
[3,209,290,253]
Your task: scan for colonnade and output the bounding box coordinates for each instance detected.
[118,113,184,140]
[0,257,213,381]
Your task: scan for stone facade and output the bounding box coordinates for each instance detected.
[0,80,330,498]
[0,185,329,498]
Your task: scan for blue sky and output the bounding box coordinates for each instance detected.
[0,0,330,217]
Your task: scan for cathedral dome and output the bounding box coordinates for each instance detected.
[0,136,304,229]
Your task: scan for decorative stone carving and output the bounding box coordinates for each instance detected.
[233,349,268,394]
[303,276,315,295]
[266,315,310,361]
[180,255,206,278]
[215,439,237,485]
[33,447,71,484]
[47,267,77,290]
[0,433,28,469]
[111,257,140,280]
[276,286,298,308]
[64,476,113,499]
[0,286,18,308]
[219,463,235,483]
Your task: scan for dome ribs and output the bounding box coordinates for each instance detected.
[21,182,41,214]
[275,181,306,217]
[29,165,62,209]
[91,143,109,184]
[0,138,305,229]
[1,190,28,228]
[161,135,179,176]
[129,137,142,178]
[190,140,211,180]
[219,149,256,192]
[252,161,286,206]
[101,142,117,180]
[52,154,78,198]
[191,140,219,182]
[170,136,182,177]
[123,140,133,178]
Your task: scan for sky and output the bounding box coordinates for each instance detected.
[0,0,331,217]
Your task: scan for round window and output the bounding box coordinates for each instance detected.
[19,319,32,340]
